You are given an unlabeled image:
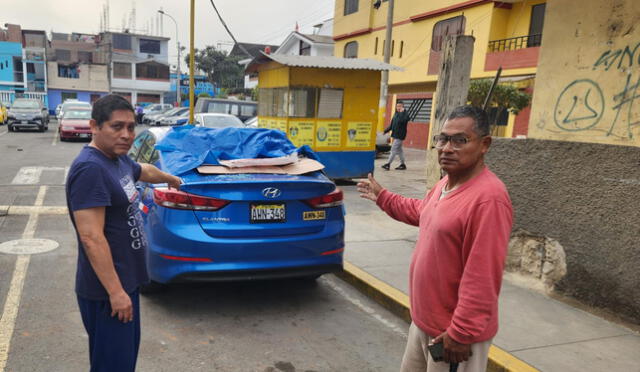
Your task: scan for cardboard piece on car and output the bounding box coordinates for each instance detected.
[197,158,325,175]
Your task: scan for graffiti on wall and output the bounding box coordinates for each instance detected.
[550,42,640,140]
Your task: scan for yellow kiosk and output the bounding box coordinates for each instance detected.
[246,54,400,179]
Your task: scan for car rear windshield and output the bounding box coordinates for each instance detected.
[12,100,40,109]
[63,110,92,119]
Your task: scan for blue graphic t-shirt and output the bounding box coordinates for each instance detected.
[66,146,148,300]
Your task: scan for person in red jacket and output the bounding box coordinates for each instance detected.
[358,105,513,372]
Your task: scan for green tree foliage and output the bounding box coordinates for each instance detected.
[467,79,531,115]
[198,92,211,98]
[185,46,244,89]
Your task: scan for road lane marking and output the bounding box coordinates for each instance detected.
[0,206,67,215]
[322,276,408,338]
[0,130,7,137]
[0,255,29,371]
[51,131,58,146]
[0,186,46,371]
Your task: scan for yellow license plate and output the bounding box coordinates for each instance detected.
[303,210,326,220]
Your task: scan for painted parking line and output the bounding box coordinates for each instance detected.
[0,206,68,216]
[0,130,7,137]
[11,166,67,185]
[0,186,47,371]
[51,131,58,146]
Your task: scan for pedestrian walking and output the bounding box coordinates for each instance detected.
[381,102,410,170]
[66,94,181,372]
[135,104,144,124]
[358,105,513,372]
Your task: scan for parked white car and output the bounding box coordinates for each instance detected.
[193,113,246,129]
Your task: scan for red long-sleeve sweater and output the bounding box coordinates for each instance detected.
[376,166,513,344]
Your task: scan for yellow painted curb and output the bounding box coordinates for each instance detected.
[338,260,539,372]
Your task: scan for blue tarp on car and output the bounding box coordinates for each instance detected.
[155,125,317,175]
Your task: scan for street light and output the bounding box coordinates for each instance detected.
[158,9,181,107]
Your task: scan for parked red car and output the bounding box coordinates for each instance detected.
[59,108,92,141]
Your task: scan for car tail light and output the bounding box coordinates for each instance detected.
[153,188,229,211]
[305,189,343,208]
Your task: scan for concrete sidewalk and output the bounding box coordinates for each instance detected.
[339,148,640,372]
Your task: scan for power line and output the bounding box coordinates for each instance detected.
[208,0,252,58]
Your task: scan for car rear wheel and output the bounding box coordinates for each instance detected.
[38,125,45,132]
[8,125,14,132]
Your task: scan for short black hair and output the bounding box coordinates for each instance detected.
[91,94,135,127]
[447,105,490,136]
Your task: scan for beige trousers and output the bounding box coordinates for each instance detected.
[400,322,492,372]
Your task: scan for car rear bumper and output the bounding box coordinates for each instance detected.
[144,213,345,283]
[60,129,91,139]
[9,119,43,128]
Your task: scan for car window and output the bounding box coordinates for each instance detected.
[240,104,256,117]
[129,132,149,161]
[63,110,91,119]
[202,115,243,128]
[230,104,239,116]
[207,102,229,114]
[138,133,158,164]
[12,100,40,109]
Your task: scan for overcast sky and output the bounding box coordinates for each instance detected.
[3,0,335,67]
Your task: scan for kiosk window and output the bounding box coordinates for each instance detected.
[318,88,343,118]
[289,88,316,118]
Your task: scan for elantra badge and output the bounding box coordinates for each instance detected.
[262,187,282,199]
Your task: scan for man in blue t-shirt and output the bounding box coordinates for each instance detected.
[66,94,181,372]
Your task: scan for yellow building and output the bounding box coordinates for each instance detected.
[332,0,546,148]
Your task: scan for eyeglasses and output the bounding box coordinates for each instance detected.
[432,134,471,150]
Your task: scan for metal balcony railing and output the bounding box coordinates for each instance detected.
[487,34,542,52]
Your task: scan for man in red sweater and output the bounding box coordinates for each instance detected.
[358,105,513,372]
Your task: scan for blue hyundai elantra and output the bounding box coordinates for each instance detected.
[128,127,345,289]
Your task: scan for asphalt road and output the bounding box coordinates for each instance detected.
[0,120,408,372]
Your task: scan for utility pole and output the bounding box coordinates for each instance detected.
[158,9,181,107]
[378,0,395,131]
[188,0,195,123]
[425,35,475,188]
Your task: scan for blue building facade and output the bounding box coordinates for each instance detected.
[0,41,25,104]
[164,73,216,106]
[47,90,107,114]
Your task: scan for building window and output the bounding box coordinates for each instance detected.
[113,62,132,79]
[136,61,169,80]
[344,0,358,15]
[55,49,71,61]
[113,34,132,50]
[391,40,395,57]
[78,51,93,64]
[299,40,311,56]
[374,37,379,55]
[62,92,78,101]
[400,41,404,58]
[344,41,358,58]
[58,64,79,79]
[139,39,161,54]
[527,3,546,47]
[397,98,433,123]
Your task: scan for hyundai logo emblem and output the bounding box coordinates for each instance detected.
[262,187,281,199]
